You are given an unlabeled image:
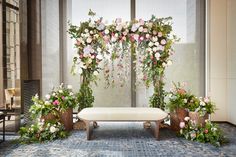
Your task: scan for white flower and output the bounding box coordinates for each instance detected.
[179,122,185,129]
[184,99,187,103]
[184,117,190,121]
[145,34,150,39]
[97,47,102,52]
[34,94,39,99]
[86,37,92,44]
[69,92,74,96]
[153,47,157,52]
[111,36,117,42]
[59,90,63,93]
[147,47,152,52]
[152,36,158,42]
[167,60,172,66]
[104,29,109,34]
[155,53,160,59]
[45,101,50,105]
[45,94,50,100]
[52,93,56,96]
[116,25,122,31]
[114,33,119,38]
[89,30,93,34]
[93,71,99,76]
[158,32,162,37]
[138,26,143,32]
[78,68,83,74]
[161,39,166,45]
[200,101,205,106]
[96,54,103,60]
[84,29,89,33]
[67,85,72,89]
[162,62,167,67]
[148,42,154,47]
[155,42,159,46]
[50,126,57,133]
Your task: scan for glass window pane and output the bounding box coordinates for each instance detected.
[136,0,205,106]
[69,0,131,107]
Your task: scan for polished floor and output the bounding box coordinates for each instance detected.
[0,122,236,157]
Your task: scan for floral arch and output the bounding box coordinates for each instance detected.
[68,11,178,111]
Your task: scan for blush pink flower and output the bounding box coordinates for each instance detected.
[53,100,59,105]
[61,96,65,100]
[179,122,185,129]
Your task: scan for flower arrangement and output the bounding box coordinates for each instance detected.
[46,84,77,112]
[19,84,76,143]
[179,118,227,147]
[19,120,68,144]
[188,96,216,116]
[166,82,193,112]
[68,10,178,110]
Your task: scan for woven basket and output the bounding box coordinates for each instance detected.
[60,108,73,131]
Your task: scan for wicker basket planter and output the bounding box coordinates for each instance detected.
[41,112,57,122]
[189,111,208,127]
[170,108,188,131]
[60,108,73,131]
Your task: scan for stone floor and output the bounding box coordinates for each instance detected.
[0,122,236,157]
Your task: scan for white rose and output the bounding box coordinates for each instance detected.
[115,33,119,38]
[96,54,103,60]
[148,42,154,47]
[184,117,190,121]
[93,71,99,76]
[104,29,109,34]
[50,126,57,133]
[146,34,150,39]
[97,47,102,52]
[155,42,159,46]
[200,101,205,106]
[67,85,72,89]
[69,92,74,96]
[152,36,158,42]
[167,60,172,66]
[153,47,157,52]
[89,30,93,34]
[59,90,63,93]
[138,26,143,32]
[84,29,89,33]
[162,62,167,67]
[161,39,166,45]
[86,37,92,43]
[45,94,50,100]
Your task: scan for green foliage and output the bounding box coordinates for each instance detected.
[19,121,68,144]
[166,82,193,112]
[76,83,94,111]
[179,120,227,147]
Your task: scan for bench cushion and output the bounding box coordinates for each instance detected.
[78,107,168,121]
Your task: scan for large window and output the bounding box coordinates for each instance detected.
[136,0,205,106]
[68,0,205,107]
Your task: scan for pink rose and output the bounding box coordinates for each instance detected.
[61,96,65,100]
[53,100,59,105]
[179,122,185,129]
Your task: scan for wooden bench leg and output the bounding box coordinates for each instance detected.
[85,120,93,140]
[154,121,160,140]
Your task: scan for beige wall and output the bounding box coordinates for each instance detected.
[227,0,236,125]
[209,0,236,124]
[0,0,4,106]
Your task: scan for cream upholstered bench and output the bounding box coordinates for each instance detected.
[78,107,168,140]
